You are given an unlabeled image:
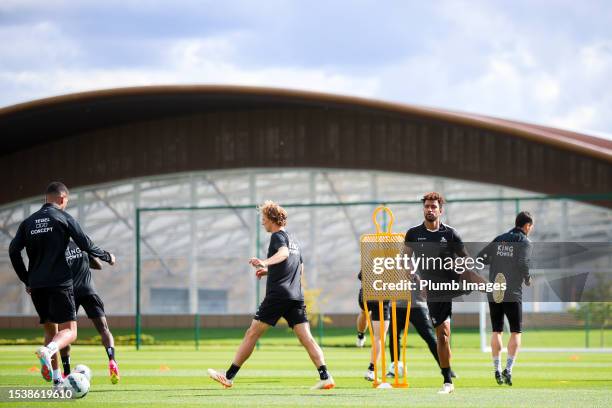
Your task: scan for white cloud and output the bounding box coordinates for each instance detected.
[533,76,560,104]
[0,21,81,67]
[168,34,243,71]
[550,106,597,131]
[0,0,610,140]
[0,62,380,107]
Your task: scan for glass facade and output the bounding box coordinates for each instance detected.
[1,168,610,316]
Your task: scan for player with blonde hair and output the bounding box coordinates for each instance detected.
[208,201,335,390]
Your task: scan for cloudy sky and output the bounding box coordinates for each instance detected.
[1,0,611,138]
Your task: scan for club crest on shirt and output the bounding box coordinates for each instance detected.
[440,236,448,248]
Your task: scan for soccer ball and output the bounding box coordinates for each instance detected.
[73,364,92,382]
[63,372,90,399]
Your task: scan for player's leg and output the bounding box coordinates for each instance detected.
[503,332,521,386]
[84,293,120,384]
[293,322,335,389]
[60,344,71,378]
[46,287,78,348]
[387,306,406,377]
[356,311,367,347]
[367,320,390,380]
[429,301,454,394]
[410,305,439,364]
[489,301,505,384]
[356,289,367,347]
[412,305,458,378]
[209,319,270,387]
[35,287,77,387]
[435,322,451,375]
[491,331,503,384]
[502,302,523,386]
[209,298,278,388]
[92,315,114,354]
[31,288,54,382]
[41,320,77,387]
[50,321,78,354]
[285,300,333,389]
[41,323,57,382]
[234,319,270,365]
[365,302,390,381]
[92,316,120,383]
[293,322,326,366]
[58,295,83,381]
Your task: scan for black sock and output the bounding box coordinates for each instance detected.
[441,367,452,384]
[368,363,374,371]
[357,331,365,339]
[318,365,329,380]
[226,363,240,380]
[106,347,115,361]
[61,355,71,376]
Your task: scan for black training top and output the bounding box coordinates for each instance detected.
[477,227,532,301]
[265,230,304,301]
[404,222,465,281]
[404,222,467,301]
[66,240,97,297]
[9,203,112,289]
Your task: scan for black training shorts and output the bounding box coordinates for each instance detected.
[75,293,106,319]
[254,297,308,328]
[358,289,390,321]
[427,301,452,328]
[489,301,522,333]
[31,286,76,324]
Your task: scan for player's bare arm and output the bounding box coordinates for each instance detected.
[456,247,489,285]
[249,246,289,269]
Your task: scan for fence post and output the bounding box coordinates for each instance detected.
[515,198,520,214]
[135,208,141,351]
[318,313,324,347]
[195,312,200,351]
[256,220,261,350]
[585,305,590,349]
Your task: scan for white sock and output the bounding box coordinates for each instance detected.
[493,357,502,372]
[46,341,59,354]
[52,369,61,382]
[506,355,516,373]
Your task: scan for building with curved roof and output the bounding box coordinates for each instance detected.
[1,86,611,317]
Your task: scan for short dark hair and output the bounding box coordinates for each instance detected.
[421,192,445,207]
[515,211,533,228]
[45,181,69,197]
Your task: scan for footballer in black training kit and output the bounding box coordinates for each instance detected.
[404,192,488,394]
[9,181,115,388]
[62,240,121,383]
[208,201,335,390]
[478,211,534,386]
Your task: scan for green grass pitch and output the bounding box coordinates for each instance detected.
[0,329,611,407]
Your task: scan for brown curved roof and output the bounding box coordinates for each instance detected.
[1,85,610,161]
[0,85,611,206]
